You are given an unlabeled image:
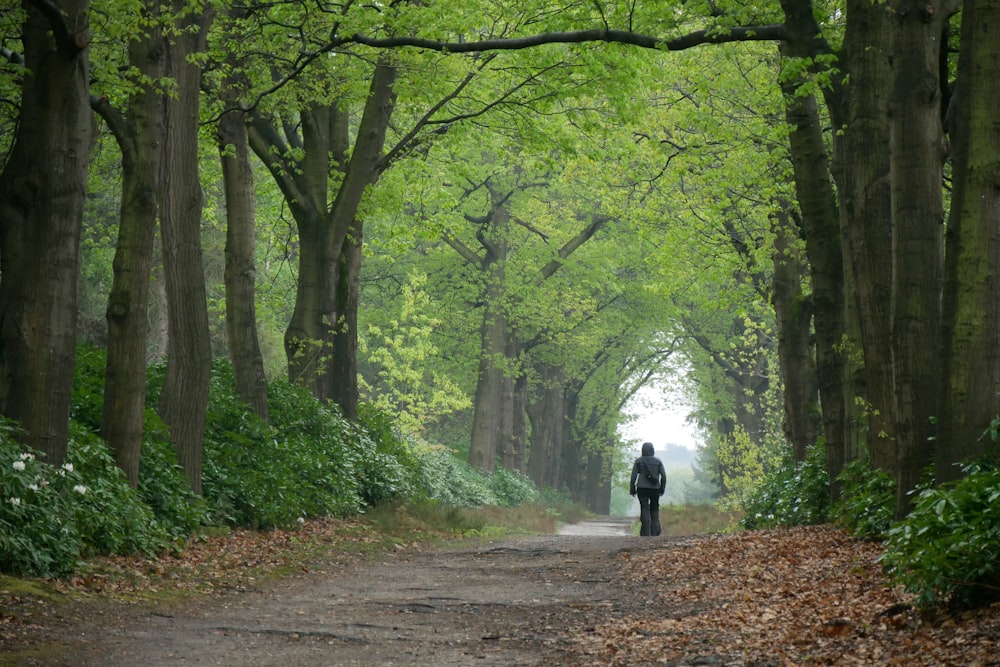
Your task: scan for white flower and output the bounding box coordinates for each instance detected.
[8,497,20,506]
[61,463,74,473]
[12,460,25,471]
[72,485,87,495]
[28,483,38,491]
[20,452,34,461]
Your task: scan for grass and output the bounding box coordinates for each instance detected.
[626,503,740,537]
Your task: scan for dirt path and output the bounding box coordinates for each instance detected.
[19,518,653,666]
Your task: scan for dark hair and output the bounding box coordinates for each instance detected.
[641,442,654,456]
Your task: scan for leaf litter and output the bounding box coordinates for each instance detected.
[1,521,999,665]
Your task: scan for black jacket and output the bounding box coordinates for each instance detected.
[630,455,666,495]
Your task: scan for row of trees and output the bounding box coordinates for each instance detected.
[344,0,1000,516]
[2,0,996,516]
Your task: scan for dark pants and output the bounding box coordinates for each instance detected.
[637,489,661,536]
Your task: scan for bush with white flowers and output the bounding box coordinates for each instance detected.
[0,419,173,577]
[0,426,83,577]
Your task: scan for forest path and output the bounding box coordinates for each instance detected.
[7,521,1000,666]
[17,518,652,666]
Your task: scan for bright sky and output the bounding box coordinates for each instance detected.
[618,380,700,452]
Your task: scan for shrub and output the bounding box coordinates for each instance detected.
[489,466,540,507]
[414,446,497,507]
[354,403,421,506]
[741,442,830,530]
[201,368,363,528]
[73,345,204,541]
[65,423,171,556]
[833,456,894,539]
[137,431,206,544]
[0,428,82,577]
[881,463,1000,607]
[0,418,187,577]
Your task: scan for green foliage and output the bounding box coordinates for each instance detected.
[359,272,471,437]
[354,403,421,506]
[0,428,83,577]
[413,446,497,507]
[201,366,362,529]
[72,346,205,541]
[488,466,540,507]
[136,433,206,543]
[741,442,830,530]
[64,424,171,557]
[882,463,1000,607]
[716,425,784,516]
[833,457,894,539]
[0,419,176,578]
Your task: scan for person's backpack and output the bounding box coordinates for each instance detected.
[639,459,658,483]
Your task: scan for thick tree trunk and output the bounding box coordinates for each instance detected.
[0,0,91,464]
[770,206,818,462]
[283,210,337,399]
[887,0,948,516]
[96,17,164,486]
[526,364,566,488]
[469,283,507,473]
[937,0,1000,482]
[498,338,524,472]
[218,91,269,421]
[157,7,212,494]
[583,445,611,514]
[251,64,395,417]
[779,43,848,496]
[836,0,896,475]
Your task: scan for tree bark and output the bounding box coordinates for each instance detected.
[770,206,818,462]
[937,0,1000,481]
[778,25,849,495]
[95,13,164,486]
[526,364,566,487]
[468,242,508,473]
[887,0,950,516]
[0,0,92,464]
[834,0,896,475]
[157,6,213,493]
[219,80,269,421]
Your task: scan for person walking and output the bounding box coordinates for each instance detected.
[630,441,666,536]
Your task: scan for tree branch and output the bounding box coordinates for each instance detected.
[442,233,483,267]
[25,0,87,57]
[538,214,611,280]
[329,25,787,54]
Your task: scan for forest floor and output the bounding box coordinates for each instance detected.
[1,518,999,666]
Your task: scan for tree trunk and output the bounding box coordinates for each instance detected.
[96,15,164,486]
[469,278,507,473]
[250,63,396,417]
[837,0,896,475]
[218,84,269,421]
[498,338,524,472]
[779,41,848,496]
[583,444,611,514]
[937,0,1000,482]
[887,0,948,516]
[157,6,212,493]
[770,206,818,462]
[332,223,362,420]
[526,364,566,488]
[0,0,92,464]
